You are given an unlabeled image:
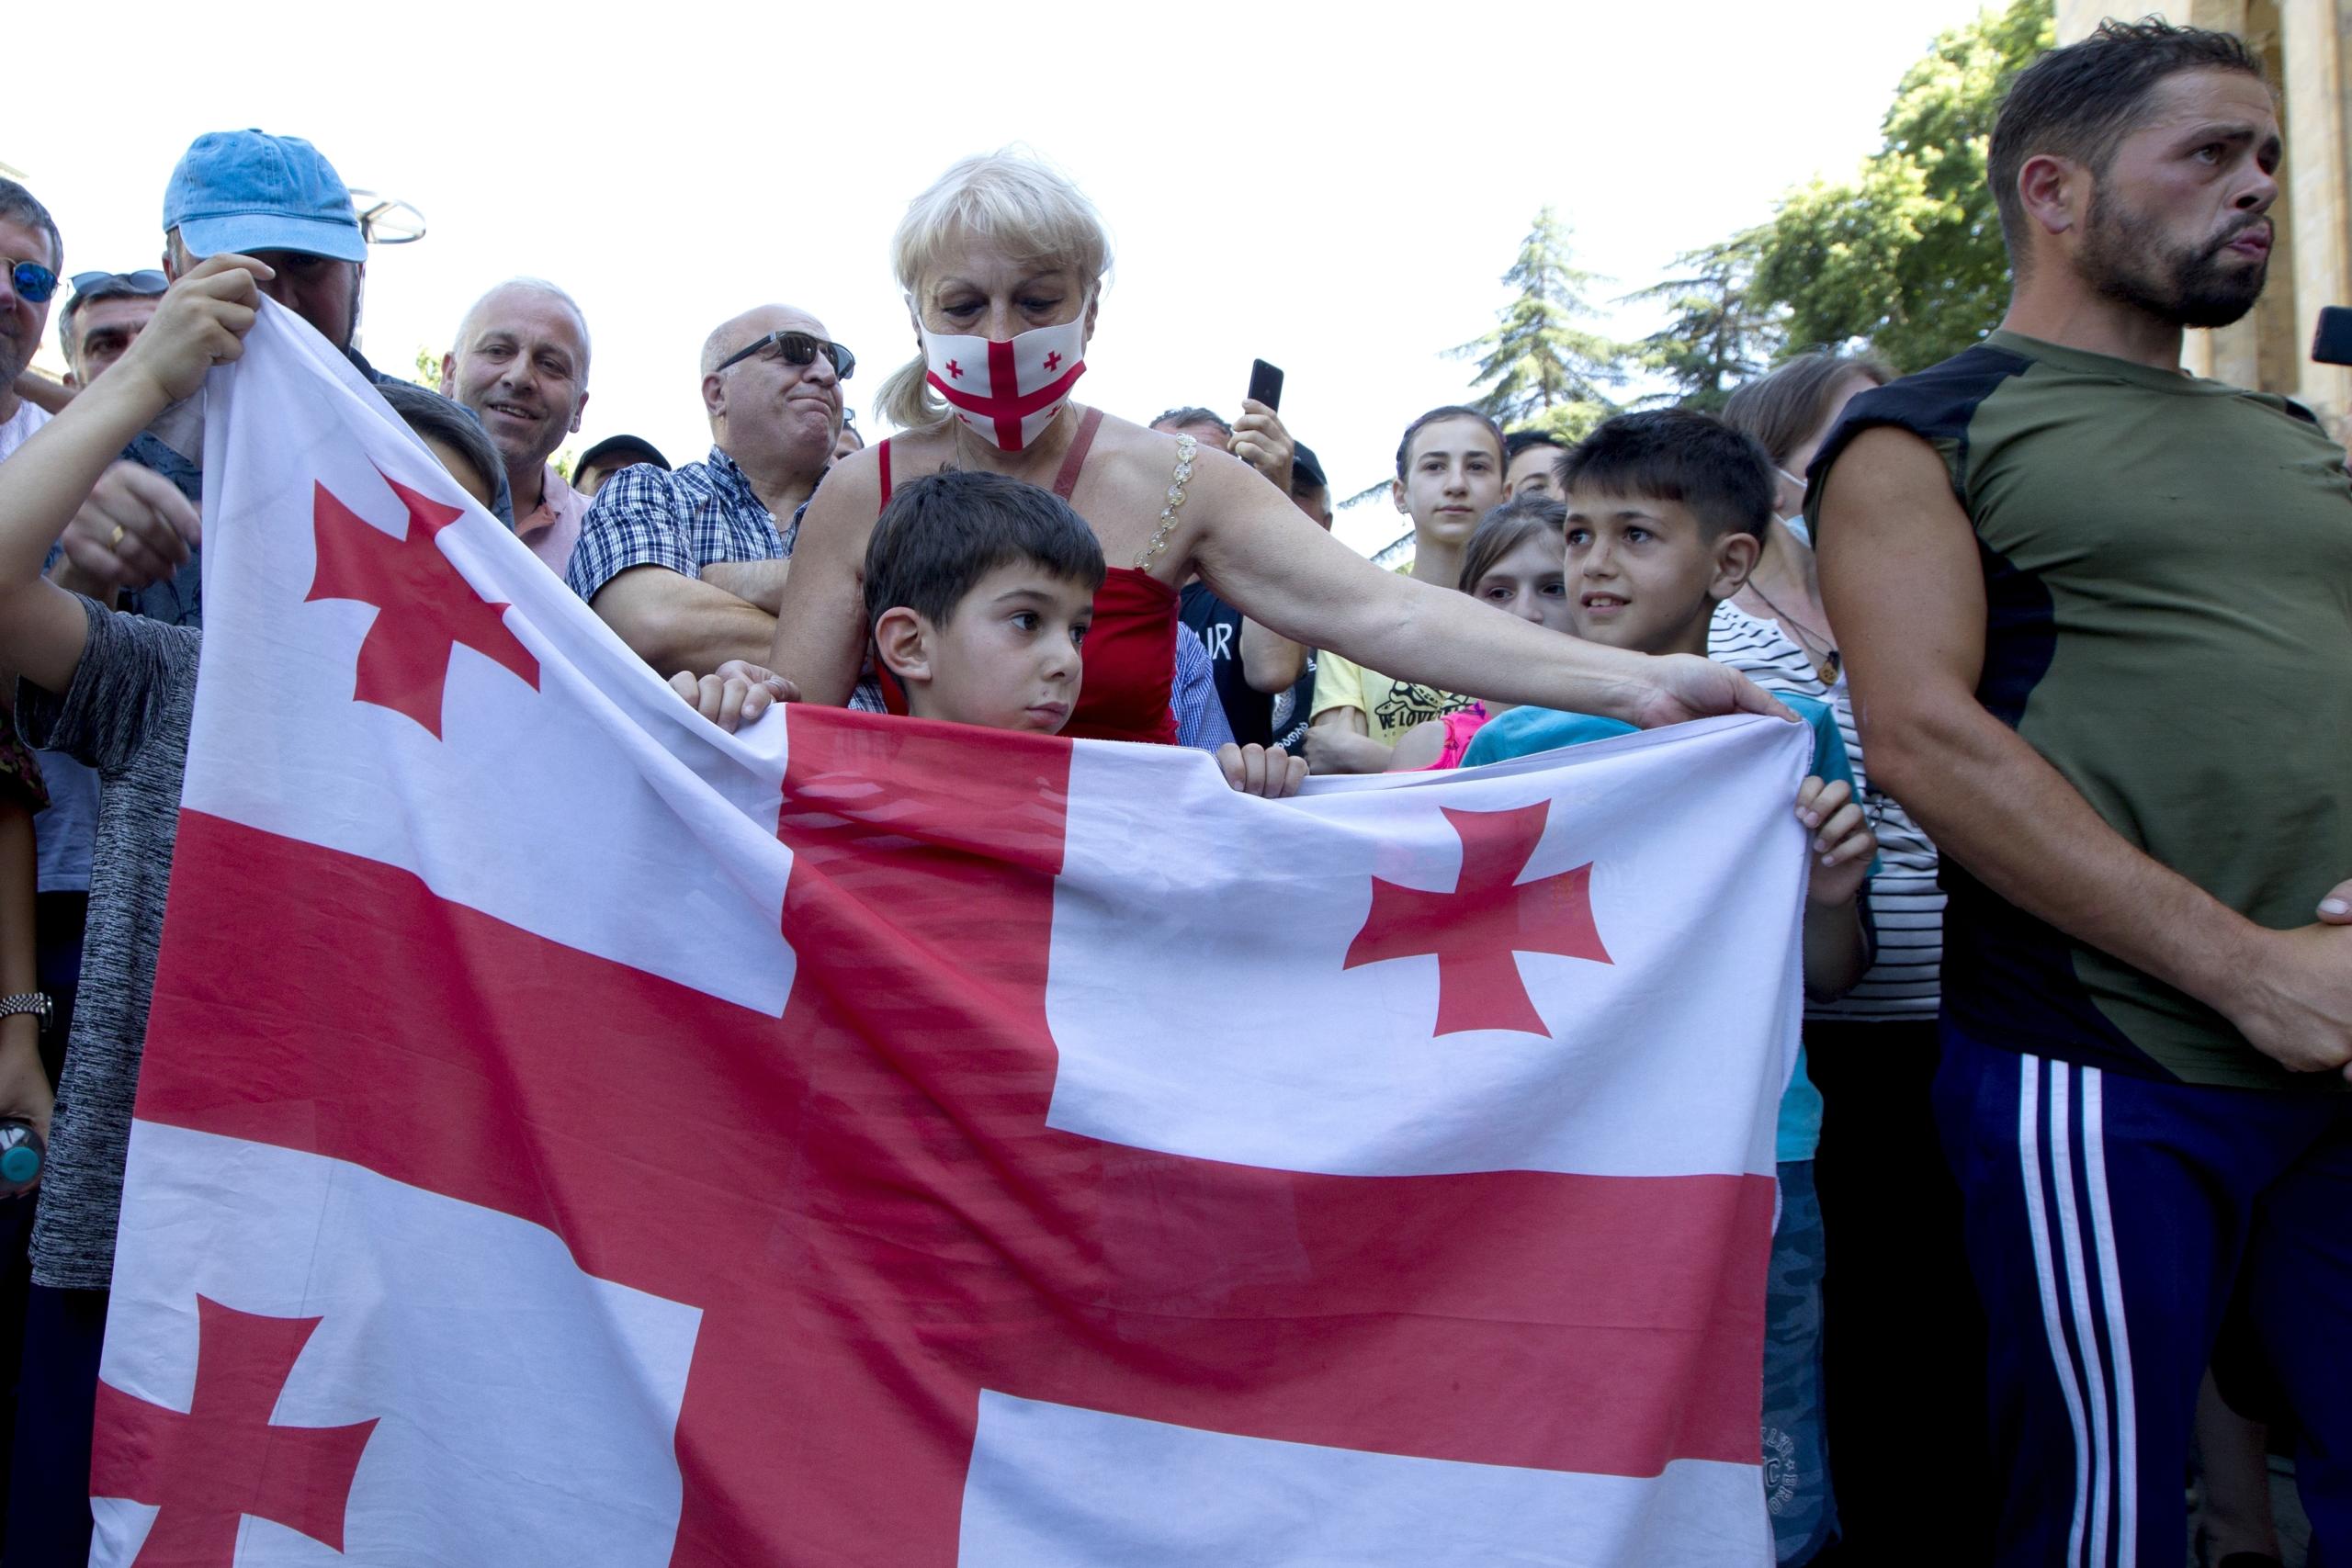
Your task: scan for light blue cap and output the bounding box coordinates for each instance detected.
[163,130,367,264]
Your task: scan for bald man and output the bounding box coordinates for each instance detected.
[442,278,593,573]
[567,303,848,675]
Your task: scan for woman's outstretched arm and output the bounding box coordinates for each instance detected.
[1185,453,1787,728]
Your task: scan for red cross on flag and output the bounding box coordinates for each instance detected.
[92,300,1812,1565]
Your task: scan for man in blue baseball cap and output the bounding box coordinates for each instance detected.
[49,130,507,629]
[163,129,372,376]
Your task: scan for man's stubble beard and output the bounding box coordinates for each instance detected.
[2077,184,2269,331]
[0,322,33,389]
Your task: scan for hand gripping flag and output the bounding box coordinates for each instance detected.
[92,300,1812,1566]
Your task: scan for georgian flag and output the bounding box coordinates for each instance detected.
[93,299,1808,1565]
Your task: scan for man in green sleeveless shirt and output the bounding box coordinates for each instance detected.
[1814,20,2352,1565]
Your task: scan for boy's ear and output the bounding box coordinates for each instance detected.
[873,607,933,686]
[1391,477,1409,515]
[1708,529,1763,602]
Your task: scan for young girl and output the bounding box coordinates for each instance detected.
[1306,405,1506,772]
[1385,494,1569,771]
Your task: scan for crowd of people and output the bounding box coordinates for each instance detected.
[0,15,2347,1566]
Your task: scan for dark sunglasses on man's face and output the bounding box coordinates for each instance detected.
[714,330,854,381]
[71,269,169,301]
[5,259,59,304]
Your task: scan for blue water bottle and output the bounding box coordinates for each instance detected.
[0,1120,40,1197]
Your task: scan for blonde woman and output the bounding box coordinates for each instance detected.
[767,151,1782,742]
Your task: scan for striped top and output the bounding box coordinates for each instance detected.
[1709,600,1943,1021]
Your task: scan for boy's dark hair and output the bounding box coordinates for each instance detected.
[1502,429,1566,463]
[1558,410,1775,540]
[1722,351,1895,468]
[1394,404,1505,479]
[1989,18,2267,268]
[1458,494,1566,594]
[378,380,509,525]
[863,468,1105,634]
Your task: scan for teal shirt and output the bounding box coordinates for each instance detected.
[1464,701,1869,1163]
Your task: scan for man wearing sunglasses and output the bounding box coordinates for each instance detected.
[569,303,850,678]
[0,180,64,459]
[59,271,167,390]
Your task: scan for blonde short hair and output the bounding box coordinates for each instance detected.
[875,150,1112,431]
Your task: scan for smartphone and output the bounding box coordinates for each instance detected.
[1247,359,1284,412]
[2313,307,2352,367]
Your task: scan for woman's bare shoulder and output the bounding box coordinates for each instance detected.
[1082,411,1256,495]
[813,441,888,511]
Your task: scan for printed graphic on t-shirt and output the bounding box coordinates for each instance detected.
[1374,682,1472,735]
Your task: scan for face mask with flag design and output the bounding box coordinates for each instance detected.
[921,316,1089,452]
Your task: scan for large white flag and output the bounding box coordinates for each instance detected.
[93,300,1806,1565]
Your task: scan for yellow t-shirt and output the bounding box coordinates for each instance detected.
[1310,653,1475,748]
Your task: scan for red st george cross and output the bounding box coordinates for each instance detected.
[1346,802,1611,1036]
[306,470,538,738]
[112,547,1767,1562]
[91,1297,375,1561]
[926,338,1086,450]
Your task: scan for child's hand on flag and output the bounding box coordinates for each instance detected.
[1796,775,1874,906]
[670,660,797,733]
[1216,741,1308,799]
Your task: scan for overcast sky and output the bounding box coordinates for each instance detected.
[11,0,1994,552]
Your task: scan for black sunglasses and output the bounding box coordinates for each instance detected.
[714,330,854,381]
[6,259,59,304]
[71,268,169,300]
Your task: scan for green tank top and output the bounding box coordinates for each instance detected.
[1812,329,2352,1090]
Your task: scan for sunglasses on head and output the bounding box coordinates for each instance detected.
[715,330,854,381]
[71,269,169,300]
[5,259,59,304]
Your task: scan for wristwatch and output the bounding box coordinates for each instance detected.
[0,994,52,1032]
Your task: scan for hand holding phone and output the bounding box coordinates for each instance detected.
[1247,359,1284,412]
[1233,361,1293,488]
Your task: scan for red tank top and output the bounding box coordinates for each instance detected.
[876,409,1180,746]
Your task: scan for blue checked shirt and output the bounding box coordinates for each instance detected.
[567,446,798,603]
[1172,622,1234,750]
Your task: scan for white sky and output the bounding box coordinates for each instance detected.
[9,0,1993,554]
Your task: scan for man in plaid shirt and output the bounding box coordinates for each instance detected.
[569,302,847,676]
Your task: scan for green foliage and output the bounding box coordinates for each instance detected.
[1514,400,1615,446]
[1625,236,1784,413]
[1456,207,1623,436]
[1747,0,2053,371]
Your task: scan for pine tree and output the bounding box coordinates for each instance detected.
[1455,209,1624,440]
[1625,236,1785,413]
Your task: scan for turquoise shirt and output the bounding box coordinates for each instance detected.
[1464,701,1869,1163]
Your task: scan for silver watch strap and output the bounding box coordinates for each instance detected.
[0,993,51,1028]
